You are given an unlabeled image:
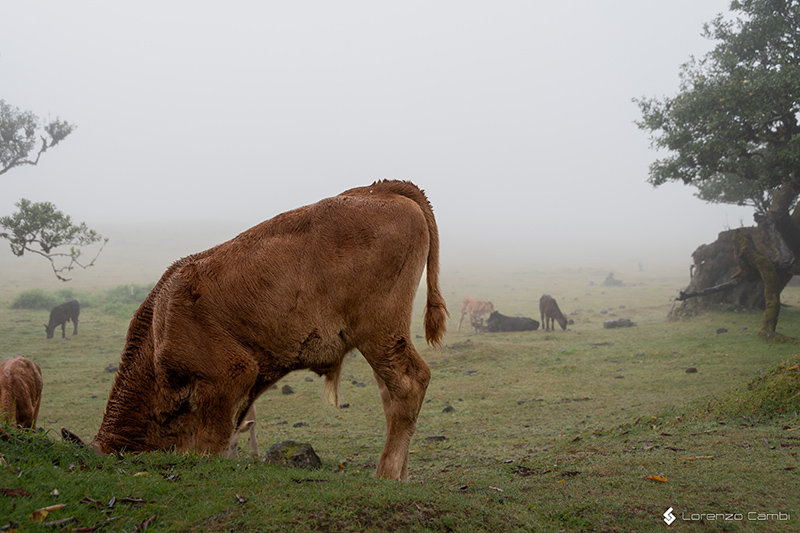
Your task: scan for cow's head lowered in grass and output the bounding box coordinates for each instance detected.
[90,180,448,481]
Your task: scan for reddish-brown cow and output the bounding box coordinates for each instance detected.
[539,294,568,332]
[88,180,447,481]
[457,297,495,332]
[0,355,43,429]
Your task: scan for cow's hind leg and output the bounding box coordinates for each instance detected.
[362,335,430,480]
[72,316,78,336]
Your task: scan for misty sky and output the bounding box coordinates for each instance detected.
[1,1,753,271]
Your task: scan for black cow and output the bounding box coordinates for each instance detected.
[486,311,539,332]
[45,300,80,339]
[539,294,568,331]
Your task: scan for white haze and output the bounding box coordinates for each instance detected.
[0,1,753,281]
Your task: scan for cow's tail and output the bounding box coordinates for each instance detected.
[383,181,449,346]
[422,200,448,348]
[343,180,449,346]
[381,181,449,347]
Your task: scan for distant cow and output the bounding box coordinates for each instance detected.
[487,311,539,332]
[84,180,447,481]
[457,297,495,332]
[539,294,568,332]
[45,300,80,339]
[226,404,258,458]
[0,355,43,429]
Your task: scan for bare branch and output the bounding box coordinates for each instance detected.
[676,276,745,301]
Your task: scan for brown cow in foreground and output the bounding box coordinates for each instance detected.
[539,294,568,331]
[0,355,43,429]
[457,297,495,332]
[85,180,447,481]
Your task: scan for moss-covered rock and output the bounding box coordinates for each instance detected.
[263,440,321,469]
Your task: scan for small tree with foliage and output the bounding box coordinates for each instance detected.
[636,0,800,338]
[0,99,75,175]
[0,100,106,281]
[1,199,107,281]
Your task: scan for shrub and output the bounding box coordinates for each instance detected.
[10,289,59,310]
[101,283,154,318]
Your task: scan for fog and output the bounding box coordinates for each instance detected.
[1,1,753,283]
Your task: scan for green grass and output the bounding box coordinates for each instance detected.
[1,267,799,531]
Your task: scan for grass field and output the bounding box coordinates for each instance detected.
[1,261,799,532]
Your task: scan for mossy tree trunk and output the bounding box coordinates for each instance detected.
[673,184,800,341]
[733,231,781,337]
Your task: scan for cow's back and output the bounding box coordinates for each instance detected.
[179,192,431,352]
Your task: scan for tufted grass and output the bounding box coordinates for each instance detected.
[1,265,799,531]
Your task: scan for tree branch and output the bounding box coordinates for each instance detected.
[1,233,108,282]
[676,276,745,300]
[0,136,55,176]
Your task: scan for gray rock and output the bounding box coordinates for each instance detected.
[603,318,636,329]
[263,440,321,470]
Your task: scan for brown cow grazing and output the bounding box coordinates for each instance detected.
[88,180,447,481]
[540,294,568,332]
[0,356,43,429]
[45,300,80,339]
[457,297,495,332]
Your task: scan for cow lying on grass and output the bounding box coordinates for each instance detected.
[539,294,568,331]
[0,355,43,429]
[487,311,539,332]
[45,300,80,339]
[457,297,495,332]
[69,180,447,481]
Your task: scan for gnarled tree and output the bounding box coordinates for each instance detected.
[1,199,107,281]
[1,100,106,281]
[0,99,75,176]
[636,0,800,338]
